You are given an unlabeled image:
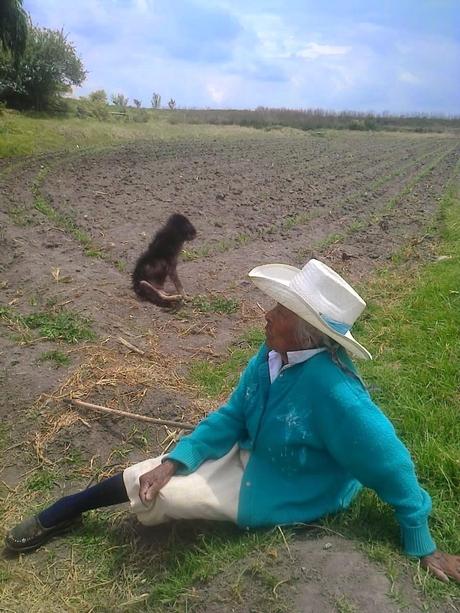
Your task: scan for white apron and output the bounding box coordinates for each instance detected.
[123,445,249,526]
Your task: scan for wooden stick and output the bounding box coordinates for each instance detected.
[67,399,195,430]
[116,336,145,356]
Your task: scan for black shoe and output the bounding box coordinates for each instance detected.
[5,514,82,552]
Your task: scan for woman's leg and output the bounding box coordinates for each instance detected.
[5,472,129,552]
[39,472,129,527]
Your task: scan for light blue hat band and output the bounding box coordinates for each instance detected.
[320,313,351,335]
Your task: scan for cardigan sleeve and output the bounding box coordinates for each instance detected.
[165,355,258,474]
[314,373,436,558]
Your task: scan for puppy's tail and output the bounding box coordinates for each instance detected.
[137,280,182,308]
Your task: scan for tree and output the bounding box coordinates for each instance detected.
[0,25,86,110]
[0,0,28,60]
[88,89,107,104]
[151,92,161,108]
[133,98,141,109]
[168,98,176,110]
[111,92,128,109]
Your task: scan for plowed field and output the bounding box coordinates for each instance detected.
[1,128,458,611]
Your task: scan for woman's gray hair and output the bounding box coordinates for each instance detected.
[294,318,323,347]
[295,318,366,388]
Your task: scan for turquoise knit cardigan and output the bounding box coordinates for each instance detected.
[167,344,436,557]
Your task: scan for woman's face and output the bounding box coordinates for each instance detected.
[264,303,305,353]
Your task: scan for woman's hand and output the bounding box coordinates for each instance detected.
[420,551,460,583]
[139,460,179,506]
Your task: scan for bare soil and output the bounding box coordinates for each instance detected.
[1,128,459,611]
[195,535,433,613]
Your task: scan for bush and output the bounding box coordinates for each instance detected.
[90,100,109,120]
[88,89,107,104]
[75,96,109,121]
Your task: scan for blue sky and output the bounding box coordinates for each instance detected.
[23,0,459,114]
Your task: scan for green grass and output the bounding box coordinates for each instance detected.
[0,569,12,585]
[0,110,261,159]
[146,529,280,607]
[1,510,283,611]
[114,259,127,272]
[0,306,95,343]
[25,470,57,493]
[24,311,95,343]
[315,232,343,250]
[322,174,460,600]
[189,327,264,397]
[335,595,358,613]
[189,294,239,315]
[38,349,71,367]
[0,111,169,158]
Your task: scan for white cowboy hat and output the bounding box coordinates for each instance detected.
[248,259,372,360]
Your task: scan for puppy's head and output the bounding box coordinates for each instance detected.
[168,213,197,241]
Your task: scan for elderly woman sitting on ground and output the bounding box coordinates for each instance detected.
[6,260,460,583]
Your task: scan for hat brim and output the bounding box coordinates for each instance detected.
[249,264,372,360]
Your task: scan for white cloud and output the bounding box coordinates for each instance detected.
[134,0,150,13]
[22,0,460,113]
[297,42,351,59]
[399,71,422,85]
[207,84,225,103]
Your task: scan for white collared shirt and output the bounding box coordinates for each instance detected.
[268,348,327,383]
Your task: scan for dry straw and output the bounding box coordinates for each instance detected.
[31,334,207,463]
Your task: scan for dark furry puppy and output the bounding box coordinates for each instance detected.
[132,214,197,307]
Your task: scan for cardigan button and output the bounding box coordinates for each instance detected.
[246,481,251,487]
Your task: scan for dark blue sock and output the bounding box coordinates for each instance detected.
[38,472,128,528]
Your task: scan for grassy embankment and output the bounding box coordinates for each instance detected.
[0,109,250,159]
[2,106,459,159]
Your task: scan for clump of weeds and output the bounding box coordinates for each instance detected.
[0,306,95,344]
[189,294,239,315]
[38,349,71,367]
